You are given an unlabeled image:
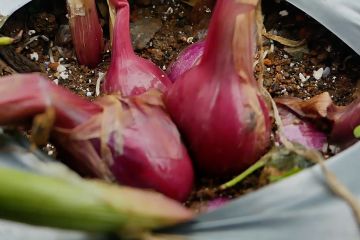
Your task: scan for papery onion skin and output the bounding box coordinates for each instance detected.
[103,0,172,96]
[165,0,271,176]
[67,0,104,68]
[278,106,327,150]
[275,92,360,147]
[0,73,194,201]
[167,41,205,82]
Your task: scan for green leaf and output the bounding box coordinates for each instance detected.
[0,36,14,45]
[220,146,312,190]
[354,125,360,138]
[268,167,302,183]
[0,132,193,233]
[0,167,193,233]
[268,146,312,170]
[220,157,267,190]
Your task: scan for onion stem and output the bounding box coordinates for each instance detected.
[220,153,270,190]
[0,166,192,232]
[0,36,14,45]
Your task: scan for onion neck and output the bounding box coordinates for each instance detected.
[111,2,134,61]
[201,0,256,83]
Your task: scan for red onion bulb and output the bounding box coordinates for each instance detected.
[103,0,172,96]
[165,0,271,176]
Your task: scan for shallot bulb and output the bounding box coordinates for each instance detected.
[276,92,360,147]
[103,0,172,96]
[67,0,104,68]
[278,106,327,150]
[331,98,360,145]
[0,73,194,201]
[165,0,271,176]
[167,40,205,82]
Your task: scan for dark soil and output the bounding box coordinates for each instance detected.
[0,0,359,212]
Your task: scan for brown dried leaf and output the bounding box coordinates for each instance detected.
[54,95,126,181]
[31,107,56,146]
[233,6,256,84]
[263,31,306,47]
[275,92,339,120]
[275,92,360,145]
[181,0,201,7]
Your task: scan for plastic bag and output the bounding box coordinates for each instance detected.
[163,142,360,240]
[287,0,360,55]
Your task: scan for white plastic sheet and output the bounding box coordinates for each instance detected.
[164,142,360,240]
[0,0,31,28]
[287,0,360,55]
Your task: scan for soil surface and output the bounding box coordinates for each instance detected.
[0,0,359,212]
